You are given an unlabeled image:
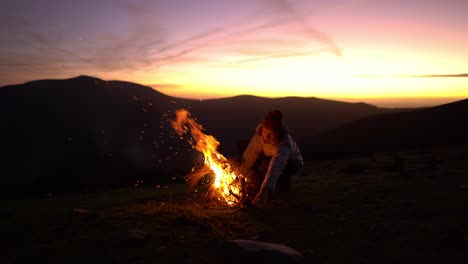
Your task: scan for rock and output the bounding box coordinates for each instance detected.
[223,239,304,263]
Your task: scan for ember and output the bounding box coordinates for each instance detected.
[170,109,244,206]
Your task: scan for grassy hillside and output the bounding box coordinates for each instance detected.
[2,146,467,263]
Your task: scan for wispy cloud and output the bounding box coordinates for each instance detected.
[0,0,342,85]
[147,0,342,66]
[256,0,341,56]
[354,72,468,79]
[147,83,184,90]
[410,73,468,78]
[217,48,331,66]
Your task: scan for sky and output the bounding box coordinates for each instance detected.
[1,0,467,107]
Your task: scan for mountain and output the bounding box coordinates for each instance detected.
[0,75,404,195]
[305,99,468,158]
[173,95,404,156]
[0,76,178,195]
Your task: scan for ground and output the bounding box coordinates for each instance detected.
[1,146,468,263]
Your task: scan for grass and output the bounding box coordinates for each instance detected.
[1,146,468,263]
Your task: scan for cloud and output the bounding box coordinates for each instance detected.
[410,73,468,78]
[217,48,331,66]
[0,1,167,73]
[0,0,342,85]
[146,0,342,66]
[255,0,341,56]
[354,73,468,79]
[147,83,184,90]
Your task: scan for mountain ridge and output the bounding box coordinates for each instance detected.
[305,98,468,158]
[3,75,463,195]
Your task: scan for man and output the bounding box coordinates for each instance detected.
[240,110,303,208]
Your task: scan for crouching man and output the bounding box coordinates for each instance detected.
[240,110,303,208]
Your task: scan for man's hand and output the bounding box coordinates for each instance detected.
[252,189,269,208]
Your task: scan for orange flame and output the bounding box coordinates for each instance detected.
[170,109,243,206]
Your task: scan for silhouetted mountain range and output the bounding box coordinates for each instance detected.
[176,94,403,157]
[305,98,468,158]
[2,75,465,195]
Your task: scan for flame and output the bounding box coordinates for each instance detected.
[170,109,243,206]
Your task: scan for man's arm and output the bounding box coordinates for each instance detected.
[252,143,290,207]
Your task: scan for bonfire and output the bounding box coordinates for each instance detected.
[170,109,245,206]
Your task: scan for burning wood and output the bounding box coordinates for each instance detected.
[169,109,245,207]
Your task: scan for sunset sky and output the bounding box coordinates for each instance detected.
[1,0,467,107]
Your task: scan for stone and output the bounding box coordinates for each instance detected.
[224,239,304,263]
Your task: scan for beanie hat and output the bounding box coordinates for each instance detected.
[261,110,284,132]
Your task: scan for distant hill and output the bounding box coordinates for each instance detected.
[0,75,405,195]
[0,76,180,195]
[305,99,468,158]
[174,95,404,156]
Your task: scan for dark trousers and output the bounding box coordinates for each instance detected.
[251,154,303,197]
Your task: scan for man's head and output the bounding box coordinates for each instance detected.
[260,110,284,144]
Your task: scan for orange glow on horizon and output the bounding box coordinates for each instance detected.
[139,37,468,104]
[2,0,467,107]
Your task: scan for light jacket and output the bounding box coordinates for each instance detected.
[241,125,303,193]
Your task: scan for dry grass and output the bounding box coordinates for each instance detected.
[1,146,468,263]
